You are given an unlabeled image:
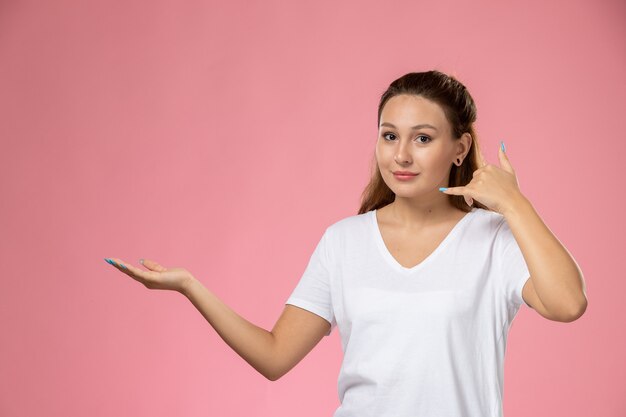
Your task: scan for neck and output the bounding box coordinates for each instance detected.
[386,196,459,229]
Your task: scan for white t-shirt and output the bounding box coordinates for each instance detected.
[285,207,531,417]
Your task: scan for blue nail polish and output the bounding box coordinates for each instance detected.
[120,264,126,269]
[104,258,111,264]
[500,141,506,153]
[439,187,448,191]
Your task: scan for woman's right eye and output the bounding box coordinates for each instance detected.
[382,132,431,143]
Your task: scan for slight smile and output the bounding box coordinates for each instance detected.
[393,172,419,180]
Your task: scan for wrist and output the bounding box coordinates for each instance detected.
[179,274,200,297]
[501,192,531,219]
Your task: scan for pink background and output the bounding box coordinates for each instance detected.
[1,0,623,416]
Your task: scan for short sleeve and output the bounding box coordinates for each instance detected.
[494,217,531,308]
[285,228,336,336]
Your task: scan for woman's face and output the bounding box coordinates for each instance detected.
[375,94,466,200]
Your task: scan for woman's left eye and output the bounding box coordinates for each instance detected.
[416,135,431,143]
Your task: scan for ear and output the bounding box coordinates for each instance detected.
[456,132,472,160]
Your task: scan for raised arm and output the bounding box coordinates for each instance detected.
[105,257,331,381]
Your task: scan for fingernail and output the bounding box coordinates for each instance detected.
[439,187,448,191]
[104,258,112,264]
[500,140,506,153]
[139,259,144,264]
[120,264,126,269]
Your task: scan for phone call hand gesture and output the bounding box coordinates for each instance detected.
[440,141,525,216]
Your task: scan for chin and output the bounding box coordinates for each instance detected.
[389,188,421,198]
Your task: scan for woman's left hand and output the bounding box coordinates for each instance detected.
[440,141,525,215]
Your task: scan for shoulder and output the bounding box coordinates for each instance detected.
[323,210,373,241]
[471,207,506,227]
[471,208,520,249]
[464,207,512,242]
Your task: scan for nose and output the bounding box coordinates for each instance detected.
[394,140,412,164]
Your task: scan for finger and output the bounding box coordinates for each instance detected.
[498,140,514,173]
[441,186,473,206]
[140,259,168,272]
[439,186,466,195]
[107,258,132,271]
[478,153,488,168]
[107,258,156,284]
[105,257,127,270]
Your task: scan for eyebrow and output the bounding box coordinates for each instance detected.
[379,122,438,131]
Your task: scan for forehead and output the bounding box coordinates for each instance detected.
[380,94,448,127]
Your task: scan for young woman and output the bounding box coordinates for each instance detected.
[105,70,587,417]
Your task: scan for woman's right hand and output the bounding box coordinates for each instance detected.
[104,257,195,294]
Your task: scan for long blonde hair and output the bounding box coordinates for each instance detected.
[358,70,492,215]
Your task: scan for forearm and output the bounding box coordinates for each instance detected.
[181,277,277,380]
[502,194,587,318]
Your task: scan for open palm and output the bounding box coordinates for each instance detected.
[104,258,193,293]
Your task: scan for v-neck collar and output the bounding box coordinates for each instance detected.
[370,208,476,275]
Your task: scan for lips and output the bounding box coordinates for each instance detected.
[393,171,418,176]
[393,172,419,181]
